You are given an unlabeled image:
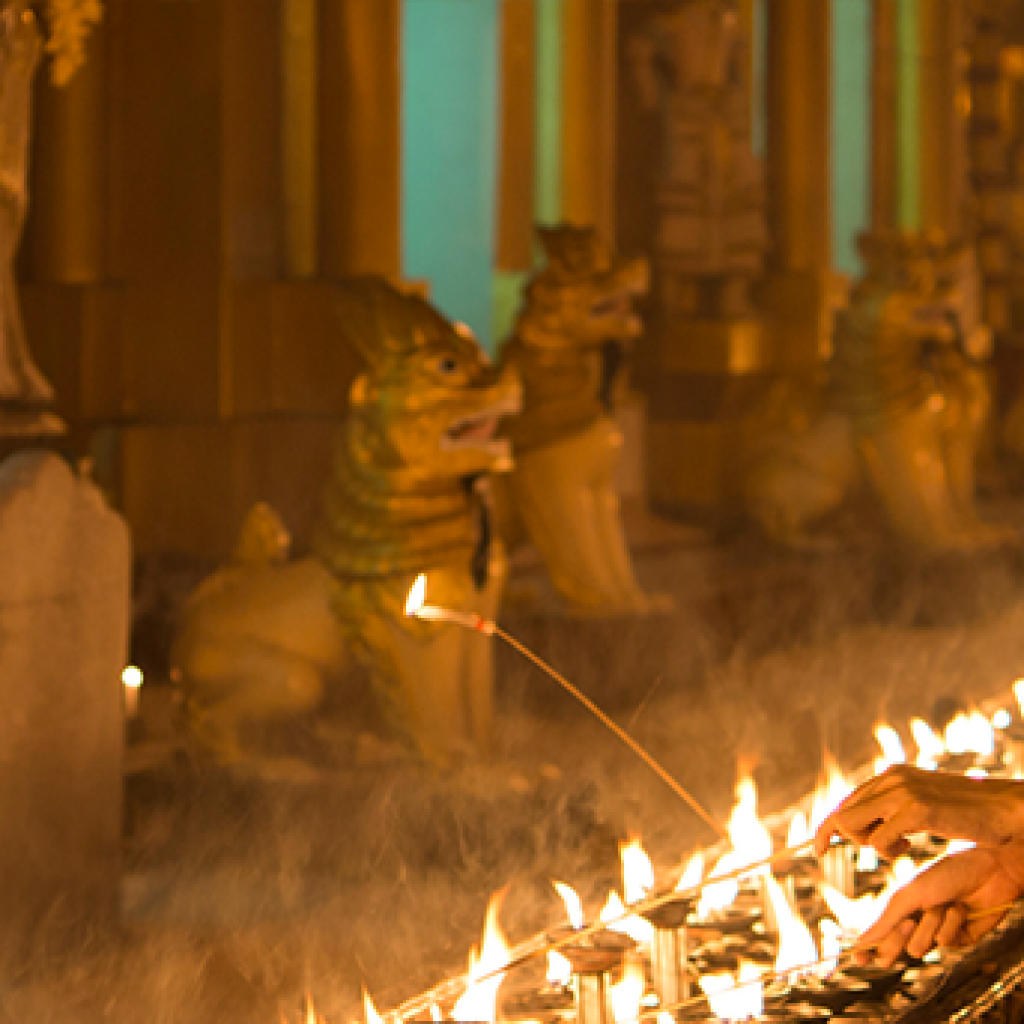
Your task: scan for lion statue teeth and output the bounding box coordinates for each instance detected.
[171,276,521,773]
[497,224,670,615]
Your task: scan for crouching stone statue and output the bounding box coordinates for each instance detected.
[171,278,521,772]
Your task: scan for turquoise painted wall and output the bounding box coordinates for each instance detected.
[402,0,500,351]
[831,0,870,275]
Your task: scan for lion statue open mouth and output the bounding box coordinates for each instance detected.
[497,224,668,614]
[171,277,521,773]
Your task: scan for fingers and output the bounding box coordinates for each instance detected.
[934,903,967,948]
[812,771,909,856]
[856,918,915,969]
[905,907,945,960]
[858,808,919,861]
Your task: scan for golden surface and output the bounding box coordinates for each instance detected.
[500,226,667,613]
[656,319,769,376]
[172,279,522,770]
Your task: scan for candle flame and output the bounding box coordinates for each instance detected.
[787,810,810,848]
[810,751,852,831]
[601,889,652,945]
[552,880,584,930]
[620,834,655,905]
[873,723,906,775]
[609,955,646,1023]
[405,574,427,617]
[764,873,820,981]
[452,890,510,1023]
[910,717,945,770]
[698,770,771,919]
[699,961,763,1021]
[820,883,884,938]
[363,989,384,1024]
[945,710,995,757]
[121,665,143,690]
[675,850,704,892]
[547,948,573,987]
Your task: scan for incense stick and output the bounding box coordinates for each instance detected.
[492,624,725,838]
[406,577,725,839]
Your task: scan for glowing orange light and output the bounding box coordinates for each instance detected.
[452,891,511,1023]
[608,955,646,1023]
[553,880,584,930]
[698,771,771,919]
[764,873,820,981]
[809,752,853,832]
[675,850,704,893]
[601,889,652,945]
[910,717,944,770]
[699,961,763,1021]
[363,989,384,1024]
[873,723,906,775]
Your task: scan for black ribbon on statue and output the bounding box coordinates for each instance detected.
[464,474,492,591]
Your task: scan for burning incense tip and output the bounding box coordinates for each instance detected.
[403,574,497,634]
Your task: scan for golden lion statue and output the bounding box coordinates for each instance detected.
[742,234,1015,552]
[498,225,666,613]
[171,277,521,771]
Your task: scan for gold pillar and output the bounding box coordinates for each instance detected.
[761,0,835,366]
[219,0,284,418]
[318,0,400,278]
[871,0,899,233]
[24,25,106,283]
[560,0,617,241]
[281,0,318,279]
[496,0,536,272]
[644,0,771,519]
[765,0,830,272]
[918,0,967,239]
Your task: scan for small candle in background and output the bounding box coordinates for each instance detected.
[122,665,143,719]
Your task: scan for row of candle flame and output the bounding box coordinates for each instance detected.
[342,681,1024,1024]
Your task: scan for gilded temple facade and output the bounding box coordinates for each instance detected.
[15,0,1024,557]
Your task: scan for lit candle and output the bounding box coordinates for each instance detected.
[122,665,143,719]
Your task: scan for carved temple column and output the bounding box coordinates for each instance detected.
[869,0,969,239]
[919,1,968,239]
[20,0,402,559]
[870,0,899,233]
[318,0,400,279]
[496,0,536,275]
[968,3,1012,338]
[561,0,617,242]
[641,0,772,520]
[759,0,837,368]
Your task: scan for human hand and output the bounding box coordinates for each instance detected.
[852,845,1024,967]
[813,766,1024,860]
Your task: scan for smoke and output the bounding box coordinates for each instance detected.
[5,535,1024,1020]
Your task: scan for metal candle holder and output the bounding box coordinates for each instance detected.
[562,933,634,1024]
[642,895,694,1008]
